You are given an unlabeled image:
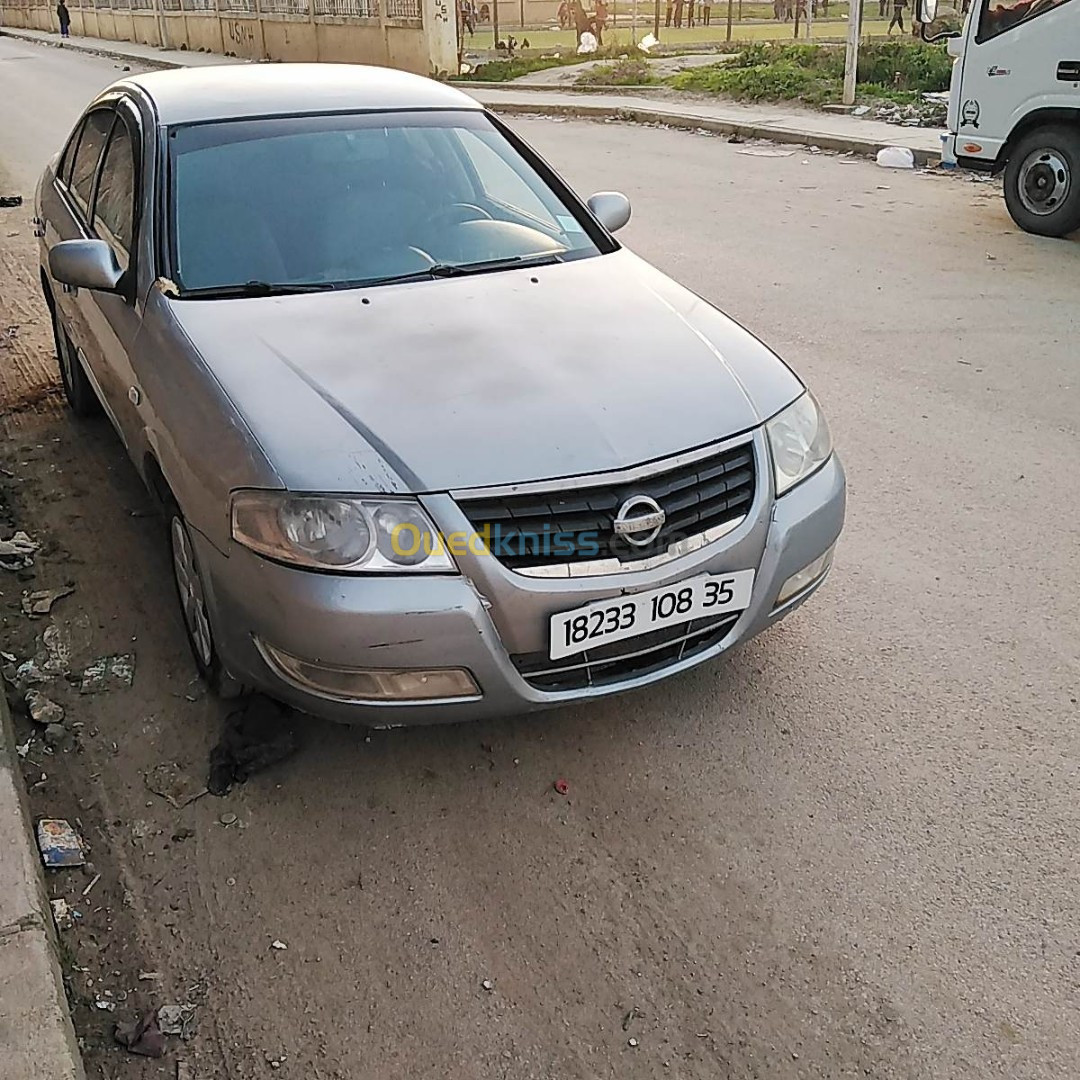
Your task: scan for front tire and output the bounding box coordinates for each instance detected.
[1004,125,1080,238]
[167,504,246,700]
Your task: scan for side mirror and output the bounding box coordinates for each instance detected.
[49,239,123,292]
[587,191,632,234]
[915,0,937,21]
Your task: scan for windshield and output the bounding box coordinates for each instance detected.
[166,110,609,294]
[979,0,1071,39]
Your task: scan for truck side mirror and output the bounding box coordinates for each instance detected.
[915,0,937,20]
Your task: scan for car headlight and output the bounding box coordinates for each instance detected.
[766,393,833,496]
[230,492,455,573]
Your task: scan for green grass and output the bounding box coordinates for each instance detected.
[666,39,951,103]
[459,43,641,79]
[576,57,659,84]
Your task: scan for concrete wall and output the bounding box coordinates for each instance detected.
[1,0,457,75]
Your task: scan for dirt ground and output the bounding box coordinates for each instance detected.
[0,192,918,1080]
[3,94,1080,1080]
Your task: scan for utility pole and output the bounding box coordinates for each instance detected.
[842,0,861,104]
[653,0,660,39]
[725,0,733,40]
[493,0,499,48]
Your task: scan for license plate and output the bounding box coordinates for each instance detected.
[549,570,755,661]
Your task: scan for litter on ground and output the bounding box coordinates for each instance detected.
[876,146,916,169]
[145,762,208,809]
[21,586,74,616]
[157,1003,197,1038]
[114,1011,166,1058]
[0,530,38,570]
[81,653,135,693]
[36,818,86,868]
[25,689,64,725]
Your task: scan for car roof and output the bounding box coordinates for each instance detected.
[113,63,482,126]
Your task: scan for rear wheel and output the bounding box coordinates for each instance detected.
[47,298,100,417]
[1004,125,1080,238]
[167,503,246,699]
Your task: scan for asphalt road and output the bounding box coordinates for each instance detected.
[1,35,1078,1080]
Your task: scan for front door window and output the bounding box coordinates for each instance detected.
[979,0,1071,40]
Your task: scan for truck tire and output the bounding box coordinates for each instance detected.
[1004,125,1080,238]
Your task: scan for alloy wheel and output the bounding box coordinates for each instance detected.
[171,516,213,668]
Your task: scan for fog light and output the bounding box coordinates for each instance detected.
[257,640,479,702]
[774,546,834,609]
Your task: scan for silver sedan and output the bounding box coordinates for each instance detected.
[35,63,845,725]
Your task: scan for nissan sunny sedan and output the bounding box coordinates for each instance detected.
[35,63,845,725]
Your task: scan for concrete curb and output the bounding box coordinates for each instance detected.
[0,27,185,70]
[0,26,940,163]
[466,98,942,164]
[454,80,672,92]
[0,690,86,1080]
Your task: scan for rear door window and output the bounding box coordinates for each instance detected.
[57,121,84,187]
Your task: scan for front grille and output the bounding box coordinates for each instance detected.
[457,440,756,572]
[511,611,741,692]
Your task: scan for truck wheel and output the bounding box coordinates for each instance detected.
[1004,126,1080,238]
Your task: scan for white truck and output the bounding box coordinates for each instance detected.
[917,0,1080,236]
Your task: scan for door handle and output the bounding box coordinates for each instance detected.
[1058,60,1080,81]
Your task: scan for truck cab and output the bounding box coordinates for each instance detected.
[921,0,1080,236]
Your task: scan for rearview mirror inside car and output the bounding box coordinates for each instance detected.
[49,239,123,293]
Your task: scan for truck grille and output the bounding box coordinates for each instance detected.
[457,441,755,572]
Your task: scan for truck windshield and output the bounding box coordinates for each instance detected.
[979,0,1071,40]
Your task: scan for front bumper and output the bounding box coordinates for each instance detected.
[194,446,846,725]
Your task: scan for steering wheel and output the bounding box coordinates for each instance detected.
[425,202,494,230]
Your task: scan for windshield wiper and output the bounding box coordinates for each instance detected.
[344,252,566,289]
[428,252,565,277]
[183,255,568,297]
[179,280,340,300]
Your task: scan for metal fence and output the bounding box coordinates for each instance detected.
[11,0,417,15]
[312,0,380,15]
[261,0,311,14]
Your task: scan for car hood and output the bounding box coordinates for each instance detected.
[170,250,803,494]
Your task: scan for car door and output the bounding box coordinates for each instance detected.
[47,107,120,424]
[80,101,146,452]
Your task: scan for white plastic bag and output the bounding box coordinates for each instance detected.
[876,146,916,169]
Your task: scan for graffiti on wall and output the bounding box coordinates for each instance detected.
[225,18,255,46]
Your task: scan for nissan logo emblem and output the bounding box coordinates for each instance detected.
[613,495,666,548]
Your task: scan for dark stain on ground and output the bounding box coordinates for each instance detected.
[206,695,301,796]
